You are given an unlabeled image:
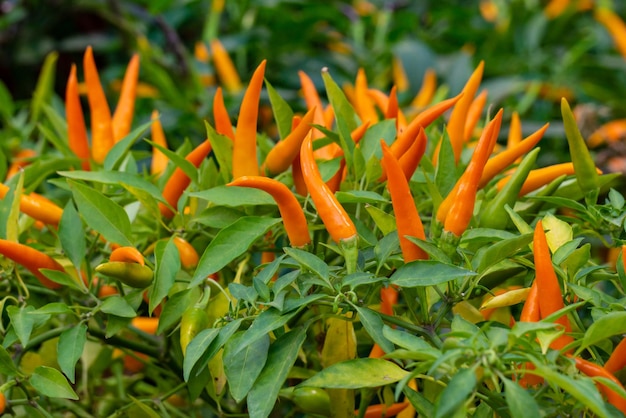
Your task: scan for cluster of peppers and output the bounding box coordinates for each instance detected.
[1,42,626,417]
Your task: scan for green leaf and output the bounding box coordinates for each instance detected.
[234,308,299,356]
[301,358,409,389]
[472,233,534,273]
[322,68,357,166]
[205,123,233,183]
[390,260,476,287]
[100,296,137,318]
[366,205,397,236]
[59,201,86,274]
[128,396,161,418]
[404,385,434,417]
[7,305,35,346]
[103,120,152,171]
[435,132,457,198]
[580,311,626,350]
[0,344,19,376]
[57,324,87,383]
[191,217,280,286]
[0,173,21,241]
[0,78,14,121]
[186,319,242,381]
[38,122,74,159]
[146,138,199,185]
[59,170,166,204]
[30,51,58,123]
[150,239,179,315]
[383,326,440,359]
[156,289,193,335]
[190,186,275,207]
[342,272,380,291]
[30,366,79,400]
[335,190,387,204]
[265,79,294,139]
[247,326,307,418]
[283,247,330,285]
[503,378,541,418]
[355,306,394,355]
[40,269,83,290]
[434,367,476,418]
[68,180,133,246]
[531,363,611,418]
[32,303,73,316]
[183,328,220,381]
[223,331,270,403]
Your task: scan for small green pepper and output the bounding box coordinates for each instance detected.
[479,148,539,229]
[95,261,153,288]
[561,98,600,203]
[180,287,211,355]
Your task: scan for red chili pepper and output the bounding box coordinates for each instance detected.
[533,220,574,352]
[158,139,213,218]
[605,337,626,374]
[262,107,316,176]
[213,86,235,141]
[390,93,463,160]
[380,140,427,262]
[441,109,502,236]
[232,60,266,179]
[228,176,311,247]
[112,54,140,142]
[65,64,91,170]
[573,356,626,415]
[446,61,485,164]
[83,46,114,164]
[0,238,64,289]
[479,122,549,188]
[150,110,169,176]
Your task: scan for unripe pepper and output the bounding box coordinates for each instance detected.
[0,239,65,289]
[95,261,153,289]
[180,289,211,355]
[290,387,331,416]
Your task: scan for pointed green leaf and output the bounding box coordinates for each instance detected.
[503,378,541,418]
[581,312,626,350]
[265,79,294,139]
[235,308,299,356]
[434,367,477,418]
[283,247,330,284]
[223,331,270,403]
[191,217,280,286]
[248,326,307,418]
[355,306,394,354]
[103,120,152,171]
[7,305,35,346]
[0,345,19,376]
[57,324,87,383]
[302,358,409,389]
[183,328,220,381]
[190,185,275,207]
[100,296,137,318]
[68,180,133,246]
[157,289,193,335]
[30,366,79,400]
[150,239,179,315]
[30,51,58,123]
[390,260,476,287]
[59,201,86,273]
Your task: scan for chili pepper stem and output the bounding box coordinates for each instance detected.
[339,236,358,275]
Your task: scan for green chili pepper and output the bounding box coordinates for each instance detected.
[561,98,600,203]
[479,148,539,229]
[95,261,153,288]
[286,387,331,416]
[180,288,211,355]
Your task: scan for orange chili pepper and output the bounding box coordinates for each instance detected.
[411,68,437,109]
[112,54,140,142]
[213,87,235,141]
[595,7,626,58]
[392,56,409,93]
[463,89,488,142]
[159,139,213,218]
[0,238,64,289]
[520,282,540,322]
[441,109,502,235]
[533,220,573,351]
[386,85,399,121]
[605,337,626,374]
[507,111,523,150]
[381,140,428,262]
[479,122,549,188]
[83,46,115,164]
[228,176,311,247]
[65,64,90,170]
[396,126,427,182]
[194,40,210,63]
[572,356,626,415]
[110,246,144,266]
[354,68,379,124]
[446,61,485,164]
[172,237,199,270]
[300,133,357,245]
[496,162,589,196]
[544,0,570,19]
[150,110,169,176]
[262,107,316,176]
[356,402,410,418]
[6,149,36,179]
[131,316,159,334]
[232,60,266,179]
[367,88,389,115]
[390,93,463,160]
[209,39,243,93]
[0,183,63,226]
[588,119,626,148]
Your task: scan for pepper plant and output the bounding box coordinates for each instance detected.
[0,39,626,418]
